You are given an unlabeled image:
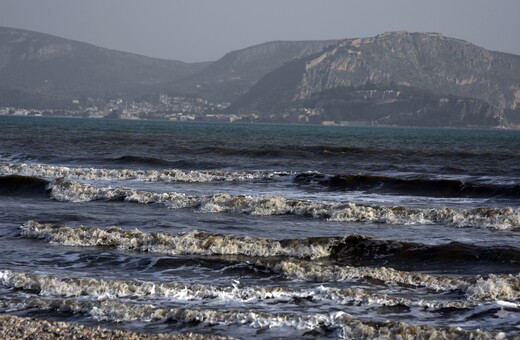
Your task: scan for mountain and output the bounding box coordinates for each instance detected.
[2,27,519,127]
[167,40,338,102]
[0,27,338,107]
[231,32,520,127]
[0,26,209,107]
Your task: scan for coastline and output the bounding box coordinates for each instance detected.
[2,113,520,131]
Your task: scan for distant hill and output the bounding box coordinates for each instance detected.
[0,26,209,107]
[168,40,338,102]
[231,32,520,127]
[2,27,520,127]
[0,27,338,107]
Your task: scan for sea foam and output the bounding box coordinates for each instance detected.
[0,269,476,309]
[20,221,337,259]
[0,162,286,183]
[18,222,520,302]
[0,295,503,339]
[46,179,520,230]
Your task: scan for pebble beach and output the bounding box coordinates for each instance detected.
[0,314,227,340]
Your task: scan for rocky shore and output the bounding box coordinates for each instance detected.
[0,314,228,339]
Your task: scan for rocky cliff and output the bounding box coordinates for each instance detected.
[231,32,520,127]
[169,40,338,101]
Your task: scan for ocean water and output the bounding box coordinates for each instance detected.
[0,116,519,338]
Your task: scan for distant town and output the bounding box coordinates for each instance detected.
[0,93,343,125]
[0,94,230,121]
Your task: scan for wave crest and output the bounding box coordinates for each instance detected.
[20,221,337,259]
[0,295,503,338]
[1,270,479,309]
[18,222,520,302]
[0,162,287,183]
[47,179,520,230]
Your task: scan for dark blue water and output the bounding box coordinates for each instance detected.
[0,116,519,338]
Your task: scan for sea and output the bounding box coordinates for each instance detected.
[0,116,519,339]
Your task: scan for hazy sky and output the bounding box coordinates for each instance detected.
[1,0,519,62]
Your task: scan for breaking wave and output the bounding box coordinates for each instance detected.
[0,295,504,339]
[18,222,520,301]
[267,259,520,301]
[21,221,520,267]
[4,269,516,308]
[46,179,520,230]
[0,162,287,183]
[20,221,338,259]
[0,270,477,310]
[264,258,467,292]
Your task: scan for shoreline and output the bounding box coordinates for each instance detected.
[1,114,519,131]
[0,314,228,340]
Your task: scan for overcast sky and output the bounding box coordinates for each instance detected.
[1,0,519,62]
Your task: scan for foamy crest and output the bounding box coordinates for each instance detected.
[20,221,336,259]
[0,296,502,339]
[328,204,520,230]
[267,259,467,292]
[48,178,198,205]
[47,179,520,230]
[0,162,286,183]
[465,274,520,301]
[269,259,520,304]
[336,319,505,340]
[0,269,481,310]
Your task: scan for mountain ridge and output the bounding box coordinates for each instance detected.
[1,27,520,127]
[0,26,209,102]
[0,26,338,108]
[231,31,520,127]
[166,39,339,102]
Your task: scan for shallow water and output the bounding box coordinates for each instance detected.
[0,116,519,338]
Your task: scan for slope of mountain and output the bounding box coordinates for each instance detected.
[231,32,520,127]
[168,40,338,102]
[0,26,209,105]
